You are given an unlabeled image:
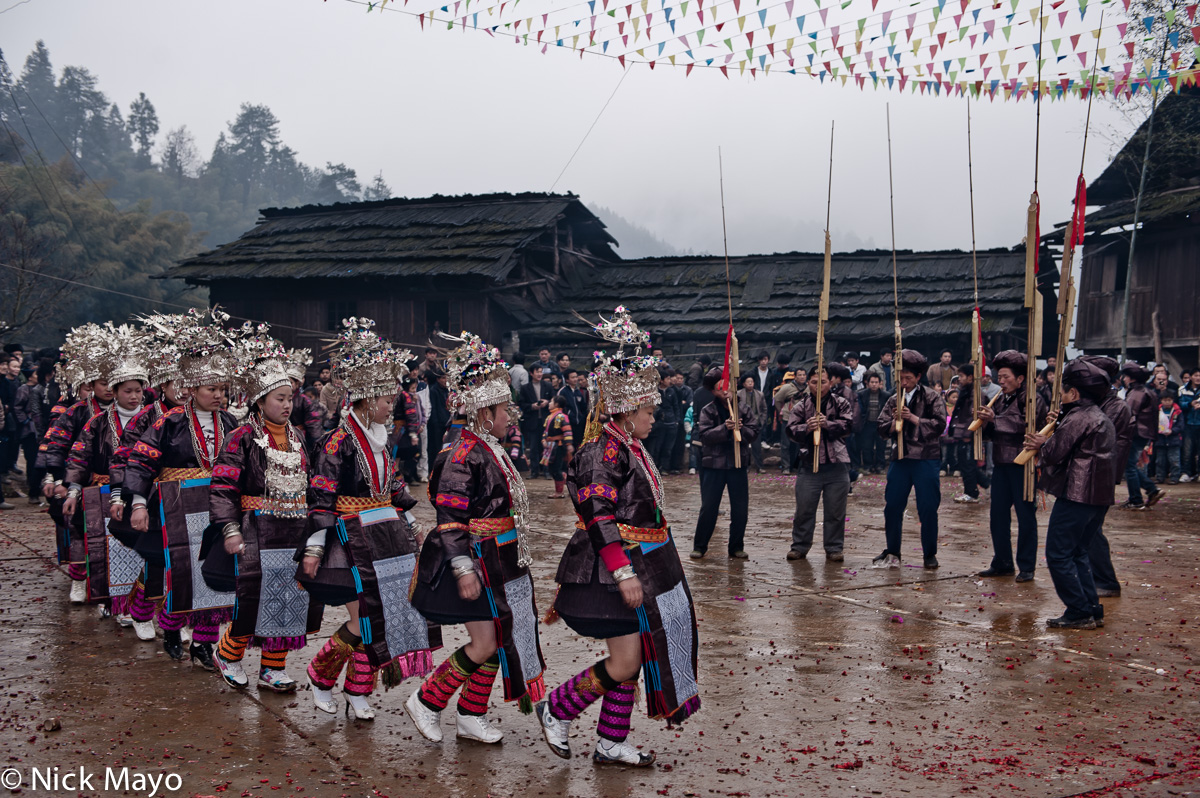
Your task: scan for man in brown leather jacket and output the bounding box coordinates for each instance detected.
[690,368,759,560]
[873,350,945,570]
[1023,358,1117,630]
[974,350,1048,583]
[1120,361,1163,509]
[786,367,853,562]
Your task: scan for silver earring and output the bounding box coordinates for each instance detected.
[483,417,494,434]
[623,420,635,436]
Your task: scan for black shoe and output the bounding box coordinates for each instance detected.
[1015,571,1034,583]
[162,630,184,660]
[923,555,939,569]
[786,550,807,561]
[1146,489,1166,508]
[977,567,1016,577]
[189,642,216,671]
[1047,615,1097,630]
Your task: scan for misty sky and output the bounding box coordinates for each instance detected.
[3,0,1141,257]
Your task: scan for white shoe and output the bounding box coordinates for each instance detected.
[116,614,133,627]
[97,604,112,619]
[258,668,298,693]
[308,676,338,715]
[593,738,656,767]
[688,468,696,475]
[456,711,503,743]
[1181,474,1193,483]
[215,654,249,689]
[180,627,192,645]
[536,701,572,759]
[953,494,979,504]
[344,693,375,721]
[132,620,156,641]
[405,689,443,741]
[69,580,87,604]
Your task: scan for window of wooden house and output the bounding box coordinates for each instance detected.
[327,300,358,330]
[1099,253,1128,294]
[426,300,449,337]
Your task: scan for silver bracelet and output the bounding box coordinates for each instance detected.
[221,523,242,540]
[453,564,476,579]
[65,487,81,500]
[303,546,325,559]
[611,565,637,583]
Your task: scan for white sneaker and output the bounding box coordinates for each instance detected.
[688,468,697,475]
[456,712,503,743]
[180,627,192,645]
[953,494,979,504]
[97,604,112,619]
[215,654,249,689]
[536,701,572,759]
[344,693,375,721]
[258,668,298,693]
[405,689,443,741]
[308,676,338,715]
[593,738,656,767]
[69,580,87,604]
[115,614,133,627]
[132,619,156,641]
[1181,474,1193,483]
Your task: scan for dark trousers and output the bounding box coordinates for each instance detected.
[791,463,850,555]
[20,434,42,495]
[1085,506,1120,592]
[883,459,941,558]
[1125,436,1155,504]
[1154,440,1181,482]
[956,441,991,497]
[650,423,678,470]
[546,443,567,482]
[858,427,886,471]
[521,421,543,476]
[988,463,1038,573]
[1182,426,1200,478]
[692,467,749,555]
[845,433,859,480]
[1045,497,1107,620]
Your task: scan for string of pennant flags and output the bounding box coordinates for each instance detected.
[358,0,1199,98]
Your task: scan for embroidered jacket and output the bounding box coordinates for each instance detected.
[65,406,141,487]
[210,419,310,532]
[35,397,104,480]
[417,429,517,584]
[122,404,239,500]
[306,421,416,535]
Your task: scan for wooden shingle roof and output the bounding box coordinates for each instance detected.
[168,192,616,283]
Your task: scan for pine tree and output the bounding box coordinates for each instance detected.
[127,91,159,167]
[314,162,361,204]
[159,125,198,182]
[362,171,392,201]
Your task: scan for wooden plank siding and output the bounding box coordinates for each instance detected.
[1076,223,1200,352]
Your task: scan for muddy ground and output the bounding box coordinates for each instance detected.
[0,465,1197,798]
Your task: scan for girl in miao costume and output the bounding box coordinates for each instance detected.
[298,318,437,721]
[406,332,546,745]
[538,307,701,767]
[123,309,239,670]
[208,329,323,693]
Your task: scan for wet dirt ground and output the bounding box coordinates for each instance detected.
[1,465,1197,798]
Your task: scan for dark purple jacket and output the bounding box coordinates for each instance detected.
[787,391,853,465]
[1038,398,1116,505]
[985,387,1049,466]
[1125,383,1158,441]
[877,385,945,461]
[696,398,760,470]
[1099,390,1135,482]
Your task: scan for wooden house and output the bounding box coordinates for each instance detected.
[1063,85,1200,370]
[168,192,618,357]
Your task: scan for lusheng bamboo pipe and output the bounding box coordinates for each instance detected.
[1013,420,1055,466]
[967,391,1002,433]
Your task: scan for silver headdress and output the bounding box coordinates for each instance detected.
[283,348,312,383]
[590,306,661,416]
[443,331,511,416]
[138,313,187,387]
[98,323,150,386]
[59,323,105,389]
[329,317,411,402]
[231,323,291,404]
[175,308,234,388]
